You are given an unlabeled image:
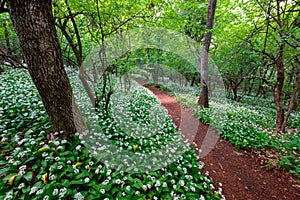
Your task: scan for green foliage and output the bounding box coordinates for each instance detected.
[147,82,173,93]
[0,70,51,134]
[157,78,299,178]
[126,48,199,82]
[273,132,300,177]
[0,13,22,64]
[51,0,209,71]
[213,0,300,108]
[0,69,222,199]
[194,100,273,149]
[155,0,207,39]
[1,1,299,198]
[193,98,300,178]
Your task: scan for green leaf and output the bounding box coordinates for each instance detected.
[74,171,89,179]
[92,184,100,191]
[0,168,11,177]
[131,195,147,200]
[133,178,143,190]
[70,180,85,185]
[111,188,119,195]
[0,160,7,165]
[23,171,33,182]
[23,156,37,164]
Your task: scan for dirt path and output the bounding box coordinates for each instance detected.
[138,81,300,200]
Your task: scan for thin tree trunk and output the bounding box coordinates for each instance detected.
[281,60,300,131]
[4,21,11,52]
[232,82,238,101]
[7,0,82,140]
[54,1,96,107]
[273,43,285,133]
[198,0,217,108]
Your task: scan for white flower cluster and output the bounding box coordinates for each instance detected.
[59,187,67,199]
[74,192,84,200]
[18,165,26,176]
[4,192,13,200]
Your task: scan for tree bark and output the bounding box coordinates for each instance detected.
[273,43,285,133]
[281,59,300,131]
[198,0,217,108]
[7,0,80,140]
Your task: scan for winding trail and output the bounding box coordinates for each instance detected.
[137,80,300,200]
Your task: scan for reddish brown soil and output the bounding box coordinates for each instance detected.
[139,81,300,200]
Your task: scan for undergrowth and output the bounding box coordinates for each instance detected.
[151,79,300,178]
[0,69,223,200]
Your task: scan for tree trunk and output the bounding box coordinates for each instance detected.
[198,0,217,108]
[281,59,300,131]
[4,21,11,52]
[273,43,285,133]
[7,0,80,140]
[231,82,238,101]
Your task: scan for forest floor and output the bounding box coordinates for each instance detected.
[137,80,300,200]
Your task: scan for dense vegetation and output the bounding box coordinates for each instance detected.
[0,69,224,200]
[0,0,299,199]
[158,81,300,178]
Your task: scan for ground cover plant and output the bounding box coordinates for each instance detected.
[151,79,300,178]
[0,69,223,200]
[194,100,300,178]
[1,0,299,198]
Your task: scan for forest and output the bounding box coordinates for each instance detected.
[0,0,299,199]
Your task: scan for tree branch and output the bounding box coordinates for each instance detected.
[0,45,25,69]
